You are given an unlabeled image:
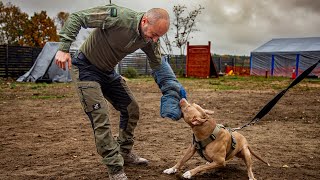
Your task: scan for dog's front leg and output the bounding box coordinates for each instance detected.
[182,157,226,179]
[163,144,196,174]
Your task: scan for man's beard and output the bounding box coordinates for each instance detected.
[141,25,152,43]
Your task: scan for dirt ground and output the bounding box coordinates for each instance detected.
[0,77,319,180]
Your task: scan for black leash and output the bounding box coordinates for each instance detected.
[233,59,320,131]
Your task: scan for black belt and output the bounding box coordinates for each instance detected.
[76,52,91,65]
[75,51,115,75]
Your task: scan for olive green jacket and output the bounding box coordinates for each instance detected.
[58,4,162,71]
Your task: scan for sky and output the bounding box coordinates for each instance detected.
[2,0,320,56]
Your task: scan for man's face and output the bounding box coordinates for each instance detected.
[141,17,168,43]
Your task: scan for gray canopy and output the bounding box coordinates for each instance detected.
[250,37,320,77]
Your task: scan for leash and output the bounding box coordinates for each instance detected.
[233,59,320,131]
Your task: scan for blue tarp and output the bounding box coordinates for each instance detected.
[17,42,72,82]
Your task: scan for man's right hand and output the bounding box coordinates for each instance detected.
[55,50,72,70]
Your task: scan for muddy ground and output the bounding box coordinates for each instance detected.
[0,77,319,180]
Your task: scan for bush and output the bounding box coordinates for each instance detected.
[123,67,138,78]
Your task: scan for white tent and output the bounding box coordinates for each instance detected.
[17,42,71,83]
[250,37,320,78]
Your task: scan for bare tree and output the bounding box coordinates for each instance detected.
[161,4,204,55]
[161,33,173,55]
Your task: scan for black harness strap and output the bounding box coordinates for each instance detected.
[225,128,236,158]
[193,133,217,161]
[233,59,320,131]
[193,124,237,161]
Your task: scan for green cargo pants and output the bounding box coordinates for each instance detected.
[70,52,139,173]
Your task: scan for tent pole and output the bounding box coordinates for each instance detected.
[249,53,252,75]
[295,54,300,77]
[271,55,275,76]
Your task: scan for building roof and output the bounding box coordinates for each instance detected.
[252,37,320,53]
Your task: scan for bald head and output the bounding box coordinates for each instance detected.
[146,8,170,28]
[140,8,170,42]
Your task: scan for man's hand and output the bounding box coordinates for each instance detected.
[55,50,72,70]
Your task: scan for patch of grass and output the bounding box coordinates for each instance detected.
[305,78,320,83]
[128,77,155,84]
[123,67,138,78]
[30,83,48,89]
[208,81,221,85]
[31,95,65,99]
[224,76,244,80]
[210,84,240,91]
[270,84,284,90]
[9,83,16,89]
[143,78,154,82]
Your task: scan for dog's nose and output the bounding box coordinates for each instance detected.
[180,98,187,105]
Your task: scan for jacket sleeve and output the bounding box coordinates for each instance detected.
[140,41,162,70]
[142,42,187,120]
[58,5,116,52]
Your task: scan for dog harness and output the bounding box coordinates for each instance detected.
[193,124,237,162]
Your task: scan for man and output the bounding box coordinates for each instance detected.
[55,4,186,180]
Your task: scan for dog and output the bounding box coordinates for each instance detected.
[163,98,270,180]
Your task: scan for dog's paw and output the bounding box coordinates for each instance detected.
[163,167,177,174]
[182,171,192,179]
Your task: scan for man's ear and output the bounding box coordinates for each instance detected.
[141,16,147,26]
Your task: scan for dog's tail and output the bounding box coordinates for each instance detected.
[248,146,270,166]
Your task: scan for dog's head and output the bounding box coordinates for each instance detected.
[180,98,214,126]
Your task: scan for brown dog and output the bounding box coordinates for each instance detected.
[163,98,270,180]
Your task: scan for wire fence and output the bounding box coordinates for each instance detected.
[0,45,250,78]
[212,55,250,76]
[117,53,187,76]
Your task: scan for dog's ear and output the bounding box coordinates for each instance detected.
[192,103,213,117]
[191,116,208,125]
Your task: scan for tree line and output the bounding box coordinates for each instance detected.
[0,2,68,47]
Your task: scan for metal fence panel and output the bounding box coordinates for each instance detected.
[0,45,42,78]
[118,53,151,75]
[118,54,186,76]
[167,55,186,76]
[212,55,250,75]
[0,45,250,78]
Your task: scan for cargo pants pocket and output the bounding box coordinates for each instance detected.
[76,81,106,113]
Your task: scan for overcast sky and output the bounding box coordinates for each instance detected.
[2,0,320,55]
